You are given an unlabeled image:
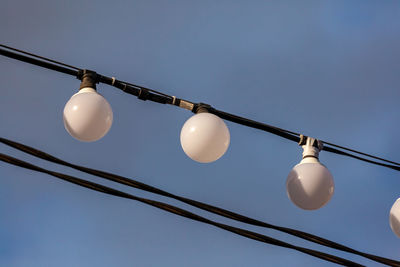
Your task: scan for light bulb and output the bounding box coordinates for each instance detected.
[286,138,334,210]
[389,198,400,238]
[180,112,230,163]
[63,87,113,142]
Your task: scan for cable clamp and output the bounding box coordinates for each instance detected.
[178,99,195,111]
[298,135,323,150]
[138,88,149,101]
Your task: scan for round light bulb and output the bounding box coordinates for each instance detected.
[63,88,113,142]
[389,198,400,238]
[286,157,334,210]
[180,113,230,163]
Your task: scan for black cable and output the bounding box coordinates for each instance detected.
[0,153,364,267]
[0,44,81,71]
[323,141,400,167]
[323,146,400,172]
[0,48,79,77]
[208,107,400,170]
[1,137,398,266]
[0,46,172,104]
[209,108,301,143]
[0,45,398,168]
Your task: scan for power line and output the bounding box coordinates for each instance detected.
[0,44,398,171]
[1,137,398,266]
[0,46,78,77]
[0,152,365,267]
[0,44,81,71]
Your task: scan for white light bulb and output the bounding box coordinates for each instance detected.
[63,88,113,142]
[286,138,334,210]
[180,113,230,163]
[389,198,400,238]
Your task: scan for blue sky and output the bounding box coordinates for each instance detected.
[0,1,399,266]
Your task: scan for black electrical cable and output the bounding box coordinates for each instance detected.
[209,108,301,143]
[0,45,172,103]
[323,141,400,167]
[323,146,400,172]
[1,137,398,266]
[209,107,400,170]
[0,44,398,170]
[0,153,365,267]
[0,44,81,71]
[0,47,79,77]
[207,106,400,169]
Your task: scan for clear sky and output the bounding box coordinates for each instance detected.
[1,1,399,266]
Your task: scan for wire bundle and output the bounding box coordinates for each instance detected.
[1,137,399,266]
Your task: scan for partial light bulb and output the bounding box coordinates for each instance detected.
[286,138,334,210]
[389,198,400,238]
[180,112,230,163]
[63,87,113,142]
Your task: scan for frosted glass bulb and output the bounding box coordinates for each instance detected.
[63,88,113,142]
[390,198,400,238]
[286,158,334,210]
[180,113,230,163]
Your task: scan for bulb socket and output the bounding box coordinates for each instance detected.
[78,70,99,90]
[301,136,323,160]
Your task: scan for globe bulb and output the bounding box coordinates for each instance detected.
[180,112,230,163]
[389,198,400,238]
[286,138,334,210]
[63,88,113,142]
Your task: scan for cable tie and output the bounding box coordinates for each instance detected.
[178,100,195,111]
[172,96,176,105]
[111,77,116,86]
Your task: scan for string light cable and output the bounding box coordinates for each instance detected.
[0,137,398,266]
[0,44,398,169]
[0,152,367,267]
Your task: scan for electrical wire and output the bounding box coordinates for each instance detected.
[209,108,301,143]
[1,137,398,267]
[0,152,365,267]
[1,44,398,171]
[0,44,81,71]
[0,44,172,101]
[209,107,400,169]
[0,47,79,77]
[322,141,400,167]
[323,146,400,172]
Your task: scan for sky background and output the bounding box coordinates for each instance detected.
[0,1,399,266]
